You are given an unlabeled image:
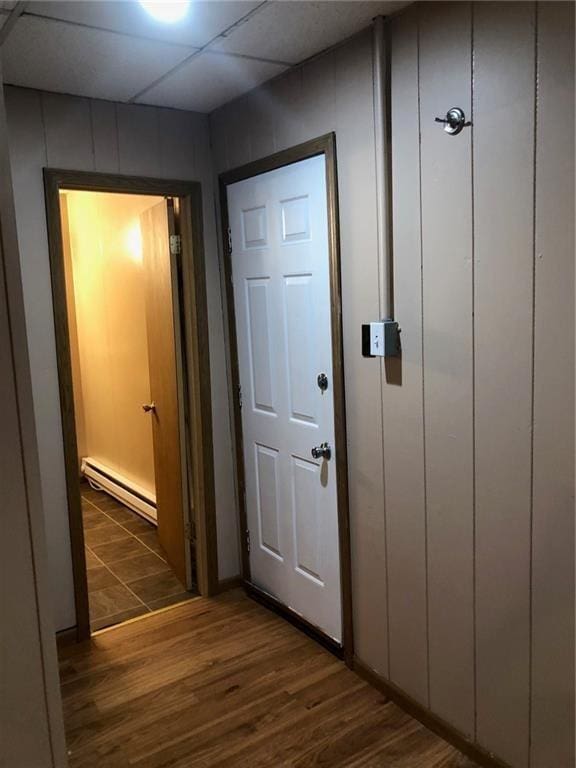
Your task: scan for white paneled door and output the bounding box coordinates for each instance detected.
[228,154,342,642]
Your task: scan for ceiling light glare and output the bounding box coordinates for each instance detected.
[139,0,190,23]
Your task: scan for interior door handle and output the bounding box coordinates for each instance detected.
[142,402,156,413]
[311,442,331,460]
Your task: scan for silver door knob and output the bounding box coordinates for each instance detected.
[311,442,331,460]
[142,402,156,413]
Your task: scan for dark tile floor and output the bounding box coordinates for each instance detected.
[81,484,196,632]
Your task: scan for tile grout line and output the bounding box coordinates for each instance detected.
[82,491,190,621]
[85,545,151,627]
[82,492,168,565]
[82,494,161,615]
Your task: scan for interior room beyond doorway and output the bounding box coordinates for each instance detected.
[61,189,197,632]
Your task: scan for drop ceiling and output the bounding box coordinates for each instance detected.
[0,0,409,114]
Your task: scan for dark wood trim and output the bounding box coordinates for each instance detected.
[245,581,344,660]
[179,192,219,595]
[218,178,250,585]
[219,133,354,666]
[55,626,80,650]
[352,658,511,768]
[44,171,90,641]
[215,576,243,594]
[43,169,219,641]
[218,134,340,188]
[44,169,207,198]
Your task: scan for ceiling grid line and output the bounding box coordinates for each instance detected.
[127,0,270,103]
[0,1,409,114]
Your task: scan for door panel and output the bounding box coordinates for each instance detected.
[141,199,187,586]
[255,444,283,559]
[284,274,317,425]
[246,278,276,414]
[292,456,322,584]
[228,155,342,642]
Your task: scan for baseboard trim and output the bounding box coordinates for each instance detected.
[215,576,243,594]
[56,626,79,650]
[82,458,157,523]
[352,658,510,768]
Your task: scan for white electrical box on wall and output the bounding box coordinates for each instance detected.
[361,319,400,358]
[369,322,385,356]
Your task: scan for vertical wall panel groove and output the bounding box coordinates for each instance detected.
[527,5,539,764]
[116,103,162,177]
[419,1,475,736]
[530,3,575,766]
[335,30,389,675]
[1,73,68,766]
[387,6,428,704]
[90,99,120,174]
[473,4,535,765]
[4,86,77,632]
[470,1,478,742]
[41,93,94,171]
[417,11,431,709]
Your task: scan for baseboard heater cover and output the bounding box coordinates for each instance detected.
[81,458,157,524]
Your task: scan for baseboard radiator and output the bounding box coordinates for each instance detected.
[81,457,157,524]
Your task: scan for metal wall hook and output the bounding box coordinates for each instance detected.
[434,107,471,136]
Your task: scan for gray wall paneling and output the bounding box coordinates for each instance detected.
[419,1,474,736]
[473,4,535,764]
[211,27,391,676]
[530,3,575,766]
[211,5,574,766]
[0,68,68,768]
[4,88,240,629]
[4,3,573,765]
[387,6,428,704]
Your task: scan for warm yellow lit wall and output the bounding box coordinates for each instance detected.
[60,194,86,466]
[65,191,163,497]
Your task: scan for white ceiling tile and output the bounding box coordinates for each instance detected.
[213,0,409,63]
[136,50,287,113]
[1,16,196,101]
[23,0,264,48]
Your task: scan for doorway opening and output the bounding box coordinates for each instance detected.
[219,134,354,662]
[45,171,218,642]
[61,190,194,632]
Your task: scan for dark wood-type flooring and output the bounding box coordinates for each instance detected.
[59,590,479,767]
[82,484,196,631]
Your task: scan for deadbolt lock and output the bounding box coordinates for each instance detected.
[311,442,331,461]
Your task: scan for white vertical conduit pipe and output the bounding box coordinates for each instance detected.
[373,15,393,320]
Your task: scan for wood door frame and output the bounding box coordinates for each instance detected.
[44,169,218,642]
[219,133,354,665]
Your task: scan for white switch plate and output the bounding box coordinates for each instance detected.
[369,322,385,357]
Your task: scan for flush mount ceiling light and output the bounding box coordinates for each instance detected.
[138,0,190,23]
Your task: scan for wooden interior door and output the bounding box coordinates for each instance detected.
[141,199,187,586]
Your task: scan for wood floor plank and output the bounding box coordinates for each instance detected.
[59,590,478,767]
